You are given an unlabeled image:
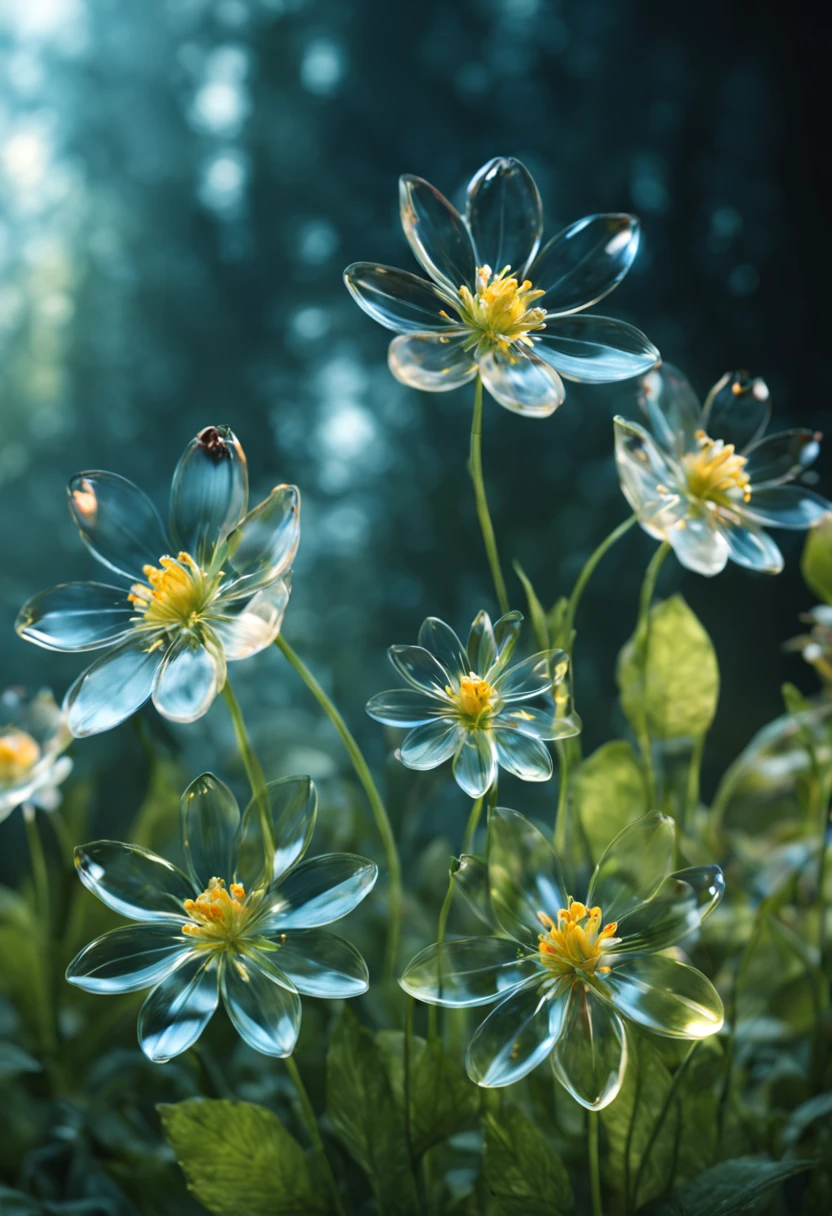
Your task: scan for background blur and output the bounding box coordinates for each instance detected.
[0,0,829,868]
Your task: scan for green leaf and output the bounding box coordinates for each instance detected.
[782,1091,832,1148]
[483,1102,573,1215]
[575,740,648,862]
[158,1098,328,1215]
[376,1030,480,1158]
[736,913,829,1041]
[0,1041,41,1079]
[513,561,550,652]
[642,1156,815,1215]
[801,514,832,603]
[618,595,719,741]
[326,1007,419,1215]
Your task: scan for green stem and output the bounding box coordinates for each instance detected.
[631,1040,700,1209]
[468,374,510,615]
[284,1055,346,1216]
[553,741,570,853]
[427,873,456,1042]
[275,634,402,980]
[683,736,705,835]
[717,906,764,1139]
[24,804,51,932]
[588,1111,603,1216]
[818,800,829,968]
[634,542,671,807]
[221,678,272,851]
[561,514,637,655]
[462,794,485,856]
[48,807,75,863]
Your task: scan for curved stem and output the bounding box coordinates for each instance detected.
[631,1040,700,1209]
[634,542,671,807]
[588,1111,603,1216]
[561,514,637,655]
[468,374,510,615]
[221,678,273,852]
[275,634,401,980]
[462,793,485,857]
[284,1055,346,1216]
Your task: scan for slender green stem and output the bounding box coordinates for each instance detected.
[284,1055,346,1216]
[631,1040,700,1209]
[468,374,510,615]
[553,741,570,852]
[683,735,705,835]
[561,514,637,655]
[427,873,456,1042]
[47,807,75,863]
[24,804,51,931]
[462,794,485,856]
[818,801,830,968]
[588,1111,603,1216]
[634,542,671,807]
[275,634,401,980]
[221,678,272,851]
[717,906,764,1138]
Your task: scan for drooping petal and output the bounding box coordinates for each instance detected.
[15,583,135,652]
[399,174,477,291]
[365,689,441,727]
[388,332,478,392]
[399,720,463,769]
[270,930,369,998]
[400,936,540,1007]
[417,617,469,682]
[466,978,567,1087]
[551,985,626,1110]
[388,645,453,697]
[717,521,783,574]
[63,632,165,737]
[488,807,568,949]
[613,416,688,541]
[492,728,553,783]
[479,350,564,418]
[262,854,377,931]
[637,363,703,457]
[614,865,725,955]
[169,425,248,566]
[701,370,771,452]
[528,213,640,315]
[151,635,224,724]
[465,156,543,276]
[224,486,300,597]
[66,923,190,994]
[452,731,497,798]
[494,703,580,742]
[669,515,731,578]
[744,428,821,488]
[138,952,219,1062]
[236,775,317,890]
[220,952,301,1057]
[534,316,659,384]
[740,486,830,530]
[587,812,676,923]
[343,263,457,332]
[493,652,554,702]
[604,954,724,1038]
[180,772,241,890]
[212,578,291,660]
[74,840,194,921]
[67,471,168,581]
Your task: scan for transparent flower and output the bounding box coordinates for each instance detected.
[785,606,832,684]
[615,364,830,576]
[344,156,659,417]
[0,688,72,823]
[16,426,300,736]
[401,809,724,1108]
[66,772,377,1063]
[366,611,581,799]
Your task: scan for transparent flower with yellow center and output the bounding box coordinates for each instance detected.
[128,552,220,632]
[682,429,751,506]
[537,899,619,980]
[182,877,256,946]
[453,265,547,356]
[0,728,41,782]
[447,672,498,725]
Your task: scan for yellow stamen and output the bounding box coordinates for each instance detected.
[456,264,546,356]
[537,898,619,979]
[128,551,216,628]
[682,430,751,505]
[446,673,497,723]
[182,877,253,943]
[0,728,41,782]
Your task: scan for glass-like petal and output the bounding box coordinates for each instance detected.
[529,213,640,315]
[270,930,369,998]
[534,316,659,384]
[365,689,441,727]
[465,156,542,277]
[400,720,463,769]
[388,645,453,697]
[67,471,168,581]
[604,954,724,1038]
[744,428,821,488]
[169,425,248,566]
[702,370,771,451]
[64,632,164,737]
[638,364,703,457]
[213,578,291,660]
[66,923,189,994]
[466,978,566,1087]
[613,417,687,540]
[669,515,730,577]
[262,854,377,930]
[343,263,457,332]
[151,636,223,724]
[493,728,553,783]
[467,610,496,675]
[138,952,219,1063]
[494,703,580,742]
[400,936,540,1007]
[220,952,301,1057]
[615,866,724,956]
[417,617,469,682]
[493,652,553,702]
[225,486,300,596]
[15,583,135,652]
[479,350,564,417]
[237,775,317,890]
[452,731,497,798]
[388,332,478,392]
[717,521,783,574]
[488,807,567,949]
[587,812,675,923]
[180,772,240,890]
[75,840,194,921]
[740,487,830,530]
[453,854,497,928]
[551,985,626,1110]
[399,174,477,291]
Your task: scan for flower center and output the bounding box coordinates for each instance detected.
[454,265,547,354]
[182,878,253,944]
[0,728,41,782]
[537,899,619,979]
[682,430,751,505]
[128,552,215,628]
[447,673,497,723]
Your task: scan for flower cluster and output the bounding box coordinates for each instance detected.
[0,687,72,823]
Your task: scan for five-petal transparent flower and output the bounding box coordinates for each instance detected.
[344,156,659,417]
[366,611,581,799]
[615,364,830,577]
[401,809,724,1108]
[66,772,377,1063]
[0,687,72,823]
[16,425,300,735]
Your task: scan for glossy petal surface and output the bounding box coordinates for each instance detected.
[529,213,640,315]
[551,985,626,1110]
[417,617,469,682]
[669,515,730,577]
[225,486,300,595]
[388,645,452,697]
[614,865,725,955]
[365,689,439,727]
[67,471,168,581]
[494,703,579,742]
[744,428,821,487]
[220,953,301,1057]
[66,923,189,994]
[492,728,553,782]
[718,522,783,573]
[401,936,540,1007]
[75,840,194,921]
[237,775,317,889]
[213,579,290,659]
[467,609,523,677]
[453,855,497,928]
[535,316,659,384]
[605,954,724,1038]
[15,583,135,652]
[638,364,703,457]
[388,332,478,392]
[151,636,222,724]
[271,930,369,998]
[740,487,830,530]
[489,807,567,949]
[180,773,240,890]
[400,720,462,769]
[479,350,564,417]
[466,978,566,1087]
[702,371,771,451]
[138,952,219,1062]
[263,854,377,930]
[452,730,497,798]
[493,651,554,701]
[587,813,675,923]
[169,426,248,565]
[465,156,542,275]
[399,174,477,291]
[64,633,164,737]
[613,417,687,540]
[343,263,454,332]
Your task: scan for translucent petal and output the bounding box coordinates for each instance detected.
[138,952,219,1062]
[220,953,301,1057]
[493,652,553,702]
[744,428,821,488]
[66,923,189,994]
[528,213,640,315]
[236,775,317,890]
[717,521,783,574]
[488,807,567,949]
[180,772,240,890]
[637,364,703,456]
[67,471,168,581]
[613,417,688,540]
[604,954,724,1038]
[491,611,524,672]
[493,728,553,782]
[74,840,194,921]
[551,985,626,1110]
[465,156,543,276]
[669,516,730,577]
[399,174,477,291]
[270,930,369,998]
[740,487,830,530]
[494,703,580,742]
[169,425,248,566]
[587,812,676,923]
[466,978,566,1087]
[15,583,135,652]
[213,578,291,660]
[701,370,771,451]
[388,332,478,392]
[64,632,164,737]
[614,865,725,955]
[452,731,497,798]
[343,262,457,332]
[479,350,564,417]
[417,617,469,682]
[453,854,497,928]
[225,486,300,596]
[388,645,453,697]
[534,316,659,384]
[261,854,377,930]
[151,636,223,724]
[400,936,540,1007]
[365,689,441,727]
[468,609,524,677]
[400,720,463,769]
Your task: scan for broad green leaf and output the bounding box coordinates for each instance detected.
[326,1007,419,1215]
[376,1030,480,1158]
[158,1098,328,1215]
[513,561,550,652]
[801,514,832,603]
[575,741,648,862]
[618,596,719,741]
[782,1091,832,1148]
[483,1102,574,1215]
[642,1156,815,1215]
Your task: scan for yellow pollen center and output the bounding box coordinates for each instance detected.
[447,673,497,722]
[682,430,751,504]
[453,264,547,355]
[182,878,252,944]
[0,728,41,782]
[537,899,619,978]
[128,551,214,628]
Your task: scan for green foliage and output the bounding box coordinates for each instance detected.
[801,514,832,603]
[483,1102,573,1215]
[376,1029,480,1158]
[575,740,648,861]
[642,1156,815,1215]
[513,561,551,652]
